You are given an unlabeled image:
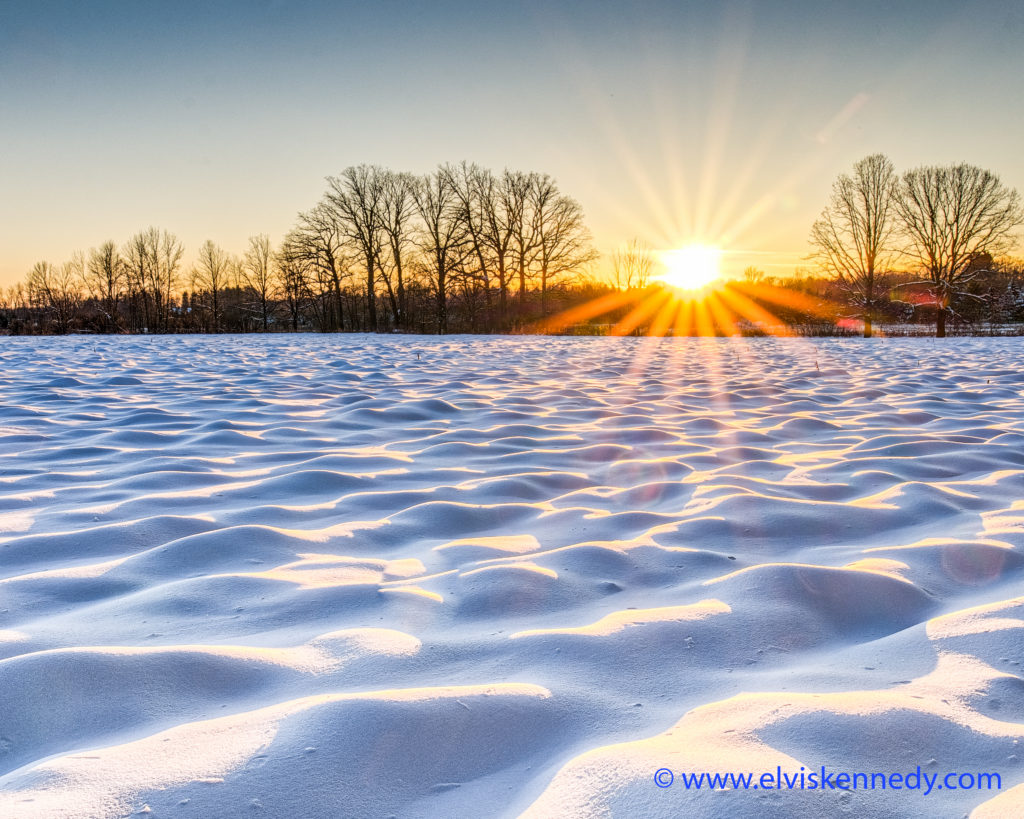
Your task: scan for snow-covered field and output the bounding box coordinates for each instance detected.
[2,334,1024,818]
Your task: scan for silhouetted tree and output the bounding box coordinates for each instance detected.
[612,238,653,289]
[378,170,416,328]
[742,266,766,284]
[123,228,182,332]
[443,162,496,323]
[192,239,231,332]
[241,234,276,331]
[480,170,521,327]
[292,204,349,331]
[810,154,899,337]
[507,170,537,320]
[276,237,312,332]
[413,171,468,334]
[530,176,598,316]
[27,260,80,333]
[85,241,125,331]
[896,163,1023,337]
[325,165,385,331]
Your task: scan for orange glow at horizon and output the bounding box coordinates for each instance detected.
[534,278,856,339]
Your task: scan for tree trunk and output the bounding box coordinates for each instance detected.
[396,259,405,329]
[518,263,526,315]
[382,271,399,329]
[330,270,344,332]
[863,276,873,338]
[541,274,547,318]
[936,307,946,338]
[366,257,377,332]
[437,263,448,334]
[498,276,507,327]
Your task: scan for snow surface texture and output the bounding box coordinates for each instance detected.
[1,334,1024,818]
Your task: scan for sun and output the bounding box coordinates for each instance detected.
[657,244,723,292]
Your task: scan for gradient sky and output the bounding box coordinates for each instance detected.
[3,0,1023,287]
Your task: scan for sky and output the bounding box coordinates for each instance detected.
[2,0,1023,287]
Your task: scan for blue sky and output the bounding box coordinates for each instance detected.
[2,0,1023,284]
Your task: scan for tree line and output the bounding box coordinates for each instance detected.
[5,157,1024,338]
[4,163,598,336]
[809,154,1024,337]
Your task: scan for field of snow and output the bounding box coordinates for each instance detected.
[2,334,1024,818]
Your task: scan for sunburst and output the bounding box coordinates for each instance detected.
[535,276,848,338]
[657,245,723,293]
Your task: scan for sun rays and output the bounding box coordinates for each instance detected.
[527,6,886,343]
[535,278,847,338]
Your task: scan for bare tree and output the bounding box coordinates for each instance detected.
[192,239,231,332]
[85,241,125,331]
[241,234,276,331]
[122,232,152,331]
[412,171,468,333]
[325,165,385,331]
[122,228,183,332]
[508,170,538,319]
[742,266,767,284]
[480,170,522,327]
[896,163,1023,337]
[276,236,313,332]
[5,284,27,311]
[377,170,417,328]
[530,176,598,316]
[293,204,349,331]
[809,154,899,337]
[155,231,183,332]
[27,260,81,333]
[612,238,653,290]
[443,162,496,321]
